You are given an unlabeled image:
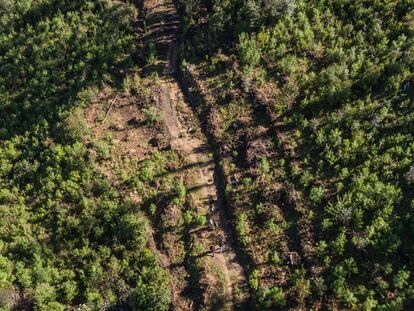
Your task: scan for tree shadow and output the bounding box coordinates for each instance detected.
[180,221,205,310]
[155,159,213,178]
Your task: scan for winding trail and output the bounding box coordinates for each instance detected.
[140,0,249,309]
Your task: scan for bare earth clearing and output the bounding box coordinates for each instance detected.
[86,0,249,309]
[145,0,249,309]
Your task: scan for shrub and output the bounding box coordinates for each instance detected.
[363,296,378,311]
[33,283,57,307]
[183,210,193,225]
[332,229,347,254]
[193,214,206,227]
[142,106,163,124]
[242,177,253,186]
[149,203,157,215]
[312,276,327,296]
[299,170,312,187]
[0,255,13,288]
[225,184,233,196]
[238,32,261,73]
[393,269,410,289]
[132,73,142,95]
[263,0,296,19]
[258,286,286,307]
[236,213,249,246]
[139,161,155,182]
[248,269,260,291]
[175,179,187,200]
[255,202,265,216]
[93,140,111,160]
[128,266,171,310]
[269,251,281,265]
[123,75,132,94]
[146,41,157,65]
[60,108,90,143]
[309,186,324,204]
[266,219,281,236]
[260,157,270,174]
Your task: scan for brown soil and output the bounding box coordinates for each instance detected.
[142,0,249,309]
[84,0,249,308]
[85,86,193,310]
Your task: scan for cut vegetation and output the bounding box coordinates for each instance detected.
[1,0,413,310]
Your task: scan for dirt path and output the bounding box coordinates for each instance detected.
[140,0,248,309]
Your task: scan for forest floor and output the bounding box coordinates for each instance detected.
[141,0,249,309]
[84,0,249,308]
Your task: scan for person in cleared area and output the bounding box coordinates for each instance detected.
[208,217,216,229]
[218,238,225,253]
[209,245,215,257]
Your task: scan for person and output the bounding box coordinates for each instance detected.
[209,245,215,257]
[209,203,216,213]
[208,217,218,229]
[218,238,225,253]
[402,81,411,93]
[208,218,215,229]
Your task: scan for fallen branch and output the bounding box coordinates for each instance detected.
[102,95,118,123]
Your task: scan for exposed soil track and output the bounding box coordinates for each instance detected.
[139,0,249,309]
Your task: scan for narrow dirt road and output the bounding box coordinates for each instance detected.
[139,0,249,309]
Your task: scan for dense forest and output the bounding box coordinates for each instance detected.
[1,0,414,310]
[0,0,171,309]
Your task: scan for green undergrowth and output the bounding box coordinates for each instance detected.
[0,0,172,310]
[177,0,414,309]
